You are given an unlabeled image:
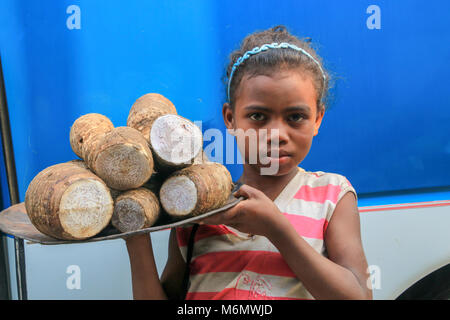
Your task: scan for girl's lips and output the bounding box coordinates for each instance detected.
[261,154,291,165]
[269,155,290,164]
[257,150,292,166]
[265,149,291,157]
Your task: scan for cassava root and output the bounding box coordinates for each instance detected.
[25,162,114,240]
[159,163,233,218]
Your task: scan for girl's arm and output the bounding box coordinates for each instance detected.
[267,192,373,300]
[160,228,188,299]
[125,229,186,300]
[199,185,372,300]
[125,233,168,299]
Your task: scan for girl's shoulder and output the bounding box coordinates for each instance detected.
[276,167,357,208]
[297,167,354,188]
[294,167,357,202]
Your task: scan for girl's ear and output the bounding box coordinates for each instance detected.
[313,106,325,136]
[222,102,235,130]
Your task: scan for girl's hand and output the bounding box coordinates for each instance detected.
[198,184,285,237]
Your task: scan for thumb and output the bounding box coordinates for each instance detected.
[233,184,260,199]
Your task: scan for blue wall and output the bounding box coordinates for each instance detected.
[1,0,449,301]
[1,0,449,205]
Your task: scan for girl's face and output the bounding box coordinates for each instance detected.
[223,69,324,176]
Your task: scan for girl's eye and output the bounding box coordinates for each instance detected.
[288,114,304,122]
[249,113,266,121]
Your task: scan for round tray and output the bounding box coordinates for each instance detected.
[0,194,242,245]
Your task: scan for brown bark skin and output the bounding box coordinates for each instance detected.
[70,113,114,159]
[88,126,154,190]
[70,113,154,190]
[25,162,113,240]
[66,159,89,169]
[68,159,122,199]
[127,93,177,141]
[165,163,233,217]
[112,188,160,232]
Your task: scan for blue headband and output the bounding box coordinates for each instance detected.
[227,42,326,102]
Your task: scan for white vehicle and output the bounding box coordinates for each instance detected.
[359,194,450,299]
[1,195,449,300]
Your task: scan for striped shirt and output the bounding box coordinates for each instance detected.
[176,167,357,300]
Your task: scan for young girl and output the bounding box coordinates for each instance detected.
[125,26,372,300]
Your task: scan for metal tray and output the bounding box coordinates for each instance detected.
[0,194,242,245]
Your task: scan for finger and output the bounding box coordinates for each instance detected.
[232,181,243,193]
[233,184,261,199]
[198,203,243,225]
[198,210,232,225]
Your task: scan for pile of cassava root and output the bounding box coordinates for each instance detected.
[25,93,233,240]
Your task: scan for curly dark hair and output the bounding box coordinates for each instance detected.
[225,25,330,112]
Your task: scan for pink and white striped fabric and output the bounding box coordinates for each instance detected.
[176,167,357,300]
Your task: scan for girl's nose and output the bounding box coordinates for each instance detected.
[264,122,289,147]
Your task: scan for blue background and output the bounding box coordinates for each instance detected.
[0,0,449,301]
[1,0,450,209]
